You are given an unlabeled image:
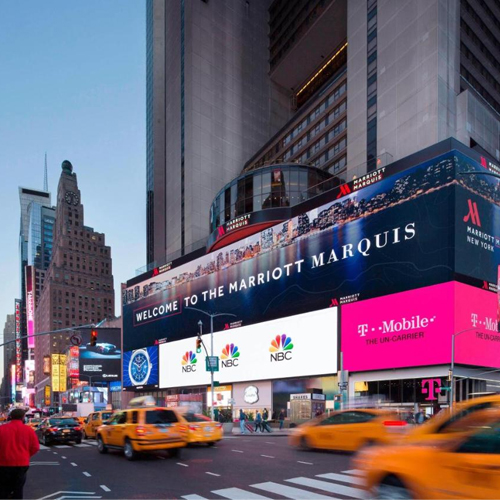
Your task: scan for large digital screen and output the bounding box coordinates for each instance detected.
[342,281,500,371]
[123,345,159,389]
[78,328,121,382]
[124,154,462,351]
[25,266,35,349]
[159,308,338,389]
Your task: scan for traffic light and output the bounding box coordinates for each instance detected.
[196,338,202,353]
[90,329,98,347]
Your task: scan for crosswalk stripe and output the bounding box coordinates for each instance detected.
[342,470,362,476]
[54,445,71,448]
[286,477,364,499]
[39,445,49,450]
[316,473,363,485]
[181,495,209,500]
[86,441,98,446]
[251,482,331,499]
[73,444,91,448]
[212,487,272,500]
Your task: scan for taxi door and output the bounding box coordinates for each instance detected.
[90,413,100,437]
[439,426,500,499]
[106,412,127,446]
[312,413,344,449]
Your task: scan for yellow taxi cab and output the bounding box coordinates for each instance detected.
[26,417,42,430]
[184,413,223,445]
[82,411,113,439]
[289,409,406,452]
[405,394,500,444]
[96,397,187,460]
[354,410,500,499]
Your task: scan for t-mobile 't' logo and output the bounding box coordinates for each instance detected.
[471,313,478,327]
[421,378,442,401]
[463,199,481,227]
[358,324,369,337]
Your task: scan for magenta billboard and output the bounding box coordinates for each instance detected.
[342,281,499,371]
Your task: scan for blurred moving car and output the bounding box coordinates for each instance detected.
[27,418,42,430]
[83,411,113,439]
[184,413,223,445]
[96,404,187,460]
[85,342,117,354]
[36,416,83,446]
[405,394,500,444]
[289,409,406,452]
[354,411,500,499]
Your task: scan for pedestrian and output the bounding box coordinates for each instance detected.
[278,409,285,430]
[0,408,40,499]
[262,408,271,433]
[239,409,247,434]
[255,410,262,432]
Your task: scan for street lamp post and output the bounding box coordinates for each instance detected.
[186,307,236,420]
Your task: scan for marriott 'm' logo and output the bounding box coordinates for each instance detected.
[336,184,351,199]
[463,199,481,227]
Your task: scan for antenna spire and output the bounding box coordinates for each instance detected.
[44,152,48,192]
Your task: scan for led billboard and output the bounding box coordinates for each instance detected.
[25,265,35,349]
[78,328,121,382]
[124,154,461,351]
[342,281,500,371]
[123,345,159,390]
[159,308,338,389]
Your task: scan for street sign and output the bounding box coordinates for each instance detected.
[338,382,348,390]
[206,356,219,372]
[70,335,82,346]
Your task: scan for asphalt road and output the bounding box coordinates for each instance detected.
[25,436,360,500]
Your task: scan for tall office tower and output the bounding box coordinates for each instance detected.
[146,0,291,267]
[0,314,15,407]
[34,161,115,406]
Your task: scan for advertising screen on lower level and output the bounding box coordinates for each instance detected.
[123,345,159,390]
[159,307,338,389]
[342,281,499,371]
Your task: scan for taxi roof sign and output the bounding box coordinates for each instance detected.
[128,395,156,408]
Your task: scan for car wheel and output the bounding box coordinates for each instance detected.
[75,439,82,445]
[43,435,50,447]
[124,439,137,461]
[376,477,413,499]
[97,435,108,454]
[299,436,312,451]
[207,441,215,447]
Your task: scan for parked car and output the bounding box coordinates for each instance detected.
[86,342,117,354]
[36,417,83,446]
[83,411,113,439]
[96,403,187,460]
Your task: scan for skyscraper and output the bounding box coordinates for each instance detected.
[0,314,15,407]
[146,0,291,267]
[34,160,115,406]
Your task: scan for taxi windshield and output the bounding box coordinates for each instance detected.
[101,412,112,420]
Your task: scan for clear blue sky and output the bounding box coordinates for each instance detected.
[0,2,146,383]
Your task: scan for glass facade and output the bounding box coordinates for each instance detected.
[27,204,54,271]
[210,164,335,232]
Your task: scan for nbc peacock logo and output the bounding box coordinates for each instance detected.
[269,334,294,362]
[221,343,240,368]
[181,351,197,373]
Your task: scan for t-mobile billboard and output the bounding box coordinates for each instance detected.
[342,281,500,371]
[124,154,459,351]
[159,308,338,389]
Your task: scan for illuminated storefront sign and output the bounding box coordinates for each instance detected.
[15,299,22,381]
[44,385,51,406]
[69,346,79,378]
[43,356,51,375]
[10,364,16,402]
[24,360,35,393]
[25,266,35,349]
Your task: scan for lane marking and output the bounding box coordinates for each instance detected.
[231,449,243,453]
[70,462,78,467]
[61,456,67,459]
[206,472,221,477]
[212,487,271,499]
[181,495,209,500]
[297,461,313,465]
[157,456,166,460]
[286,477,364,498]
[342,469,362,475]
[260,455,275,458]
[251,481,330,499]
[53,452,58,455]
[83,472,91,477]
[54,445,71,448]
[38,491,97,500]
[74,444,91,448]
[316,472,363,485]
[177,462,189,467]
[100,485,111,492]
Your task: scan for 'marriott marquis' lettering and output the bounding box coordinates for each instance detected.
[123,153,473,351]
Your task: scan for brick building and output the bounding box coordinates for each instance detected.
[34,160,115,407]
